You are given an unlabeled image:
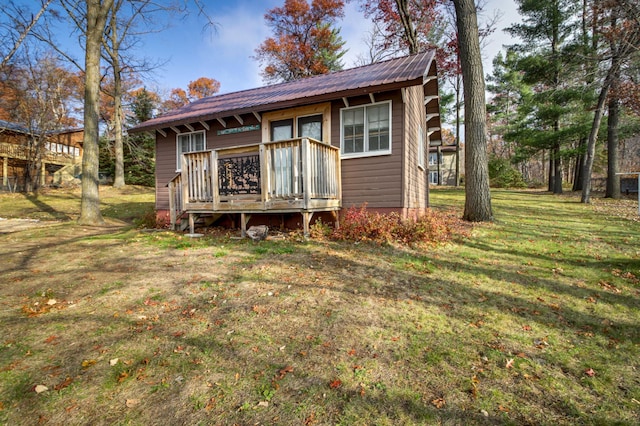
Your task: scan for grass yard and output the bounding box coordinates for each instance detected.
[0,186,638,425]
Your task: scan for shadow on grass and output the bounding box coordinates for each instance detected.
[24,193,74,221]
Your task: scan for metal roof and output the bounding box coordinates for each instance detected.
[132,51,438,133]
[0,120,83,136]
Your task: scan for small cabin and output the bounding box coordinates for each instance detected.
[130,51,442,235]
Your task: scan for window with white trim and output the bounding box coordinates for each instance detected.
[341,101,391,158]
[429,171,439,184]
[176,131,205,170]
[428,152,440,166]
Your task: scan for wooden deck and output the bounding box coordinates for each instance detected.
[167,137,342,235]
[0,142,79,166]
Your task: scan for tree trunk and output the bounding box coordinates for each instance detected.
[111,6,125,188]
[553,143,563,194]
[581,74,611,203]
[455,73,461,187]
[78,0,112,225]
[453,0,492,221]
[572,138,585,191]
[112,65,125,188]
[605,36,621,199]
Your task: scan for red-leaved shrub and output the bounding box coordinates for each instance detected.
[331,204,469,246]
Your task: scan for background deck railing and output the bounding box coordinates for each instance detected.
[169,138,341,227]
[0,142,79,165]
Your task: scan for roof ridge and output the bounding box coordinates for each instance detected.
[195,51,434,103]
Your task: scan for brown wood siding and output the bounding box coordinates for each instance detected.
[402,85,428,210]
[330,92,404,208]
[155,115,262,210]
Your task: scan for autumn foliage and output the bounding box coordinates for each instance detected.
[317,204,470,246]
[161,77,221,111]
[255,0,346,83]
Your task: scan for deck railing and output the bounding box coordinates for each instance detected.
[169,138,341,223]
[0,142,79,165]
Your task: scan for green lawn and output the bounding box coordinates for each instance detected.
[0,186,638,425]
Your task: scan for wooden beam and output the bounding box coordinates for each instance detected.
[426,113,439,122]
[369,93,375,103]
[157,129,167,137]
[252,111,262,123]
[424,95,438,105]
[216,117,226,128]
[423,75,437,85]
[342,97,349,108]
[170,126,181,135]
[427,126,441,136]
[401,88,407,104]
[234,114,244,125]
[199,121,210,130]
[184,123,195,132]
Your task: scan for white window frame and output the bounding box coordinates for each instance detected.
[176,130,205,171]
[429,171,439,184]
[340,100,392,159]
[428,152,440,166]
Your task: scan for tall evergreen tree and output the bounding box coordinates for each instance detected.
[506,0,585,194]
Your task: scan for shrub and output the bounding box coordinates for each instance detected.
[331,204,469,247]
[488,156,526,188]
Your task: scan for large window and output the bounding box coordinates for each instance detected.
[176,131,205,170]
[341,101,391,158]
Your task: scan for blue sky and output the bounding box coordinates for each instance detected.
[135,0,521,97]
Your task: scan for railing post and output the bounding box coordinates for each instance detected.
[260,143,269,209]
[168,180,176,230]
[181,154,188,209]
[211,150,219,209]
[302,138,311,210]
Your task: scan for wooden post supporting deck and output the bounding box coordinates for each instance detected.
[2,156,7,188]
[240,213,251,237]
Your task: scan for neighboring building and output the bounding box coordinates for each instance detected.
[429,143,459,186]
[130,52,442,235]
[0,120,83,191]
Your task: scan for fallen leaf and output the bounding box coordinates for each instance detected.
[498,405,510,413]
[34,385,48,394]
[126,399,140,408]
[54,377,73,391]
[585,368,596,377]
[81,359,97,369]
[257,401,269,407]
[506,358,514,369]
[329,379,342,389]
[275,365,294,380]
[46,299,57,306]
[44,335,58,344]
[109,358,119,366]
[522,325,532,331]
[118,371,129,383]
[431,397,446,409]
[347,349,356,356]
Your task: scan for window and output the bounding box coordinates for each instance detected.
[176,131,205,170]
[297,114,323,141]
[429,171,439,184]
[428,152,440,166]
[341,101,391,158]
[271,119,293,141]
